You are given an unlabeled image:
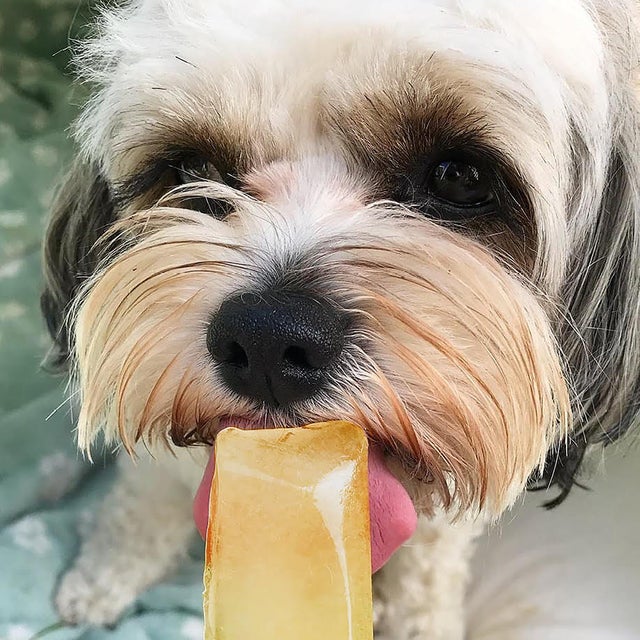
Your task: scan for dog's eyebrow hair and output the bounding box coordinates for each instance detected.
[114,147,219,207]
[114,136,245,207]
[114,158,175,207]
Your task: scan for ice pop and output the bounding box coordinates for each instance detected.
[203,421,374,640]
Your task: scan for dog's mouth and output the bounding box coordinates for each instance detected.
[192,415,418,573]
[217,414,274,430]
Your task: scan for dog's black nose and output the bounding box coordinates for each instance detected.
[207,291,348,407]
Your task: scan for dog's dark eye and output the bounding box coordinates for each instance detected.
[426,160,494,208]
[176,156,223,185]
[174,155,235,220]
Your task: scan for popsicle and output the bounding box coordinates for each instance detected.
[203,420,374,640]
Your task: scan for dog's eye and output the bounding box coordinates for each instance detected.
[176,156,223,185]
[426,160,494,208]
[174,155,235,220]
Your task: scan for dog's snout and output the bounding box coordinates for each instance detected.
[207,291,348,407]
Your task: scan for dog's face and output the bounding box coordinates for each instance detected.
[42,0,640,517]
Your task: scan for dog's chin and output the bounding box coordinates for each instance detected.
[192,414,419,574]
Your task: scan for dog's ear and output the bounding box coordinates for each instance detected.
[534,84,640,505]
[41,159,116,371]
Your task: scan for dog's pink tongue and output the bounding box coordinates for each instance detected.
[193,442,417,573]
[365,445,418,571]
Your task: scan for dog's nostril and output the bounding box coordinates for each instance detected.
[282,345,316,370]
[226,341,249,368]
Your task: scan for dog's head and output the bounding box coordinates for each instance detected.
[42,0,640,517]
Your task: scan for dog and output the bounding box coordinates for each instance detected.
[41,0,640,637]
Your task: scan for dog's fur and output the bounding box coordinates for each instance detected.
[42,0,640,636]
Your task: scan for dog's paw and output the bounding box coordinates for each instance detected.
[55,566,136,626]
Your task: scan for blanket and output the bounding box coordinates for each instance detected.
[0,2,206,638]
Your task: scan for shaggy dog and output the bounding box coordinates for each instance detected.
[42,1,640,637]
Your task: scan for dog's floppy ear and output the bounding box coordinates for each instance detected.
[535,82,640,505]
[41,158,116,371]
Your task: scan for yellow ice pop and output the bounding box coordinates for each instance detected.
[203,421,373,640]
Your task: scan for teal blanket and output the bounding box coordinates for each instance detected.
[0,2,206,638]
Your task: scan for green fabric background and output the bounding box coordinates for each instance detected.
[0,3,206,639]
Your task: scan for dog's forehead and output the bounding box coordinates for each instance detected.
[82,0,609,176]
[120,0,604,82]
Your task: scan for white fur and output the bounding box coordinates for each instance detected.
[56,447,205,625]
